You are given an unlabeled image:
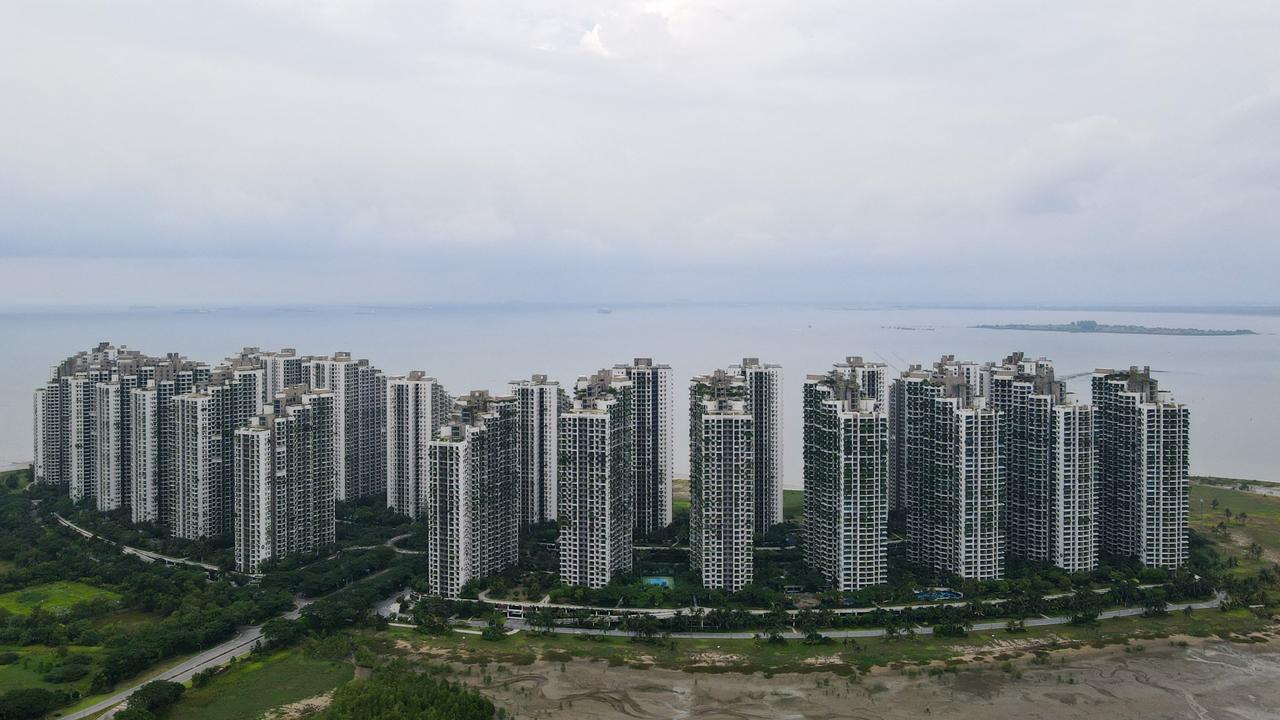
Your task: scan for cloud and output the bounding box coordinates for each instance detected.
[0,1,1278,306]
[580,24,612,57]
[1006,115,1130,215]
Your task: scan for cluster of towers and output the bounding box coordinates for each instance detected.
[385,359,684,595]
[34,343,1188,596]
[803,354,1189,592]
[33,343,384,573]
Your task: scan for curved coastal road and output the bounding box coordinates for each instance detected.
[472,592,1225,640]
[57,601,310,720]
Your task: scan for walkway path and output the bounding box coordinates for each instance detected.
[469,592,1224,640]
[475,582,1166,620]
[342,533,424,555]
[53,513,236,575]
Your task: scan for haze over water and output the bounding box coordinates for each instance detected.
[2,304,1275,483]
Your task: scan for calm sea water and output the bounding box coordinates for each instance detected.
[1,304,1276,482]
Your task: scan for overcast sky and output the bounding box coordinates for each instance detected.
[2,1,1278,307]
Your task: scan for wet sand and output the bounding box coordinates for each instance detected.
[455,638,1280,720]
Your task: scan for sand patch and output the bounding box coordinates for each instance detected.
[689,651,744,666]
[264,690,334,719]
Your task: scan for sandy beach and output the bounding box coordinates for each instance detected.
[448,636,1280,720]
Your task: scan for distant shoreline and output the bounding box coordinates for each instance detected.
[973,320,1255,337]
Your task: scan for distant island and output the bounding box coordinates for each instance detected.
[973,319,1256,336]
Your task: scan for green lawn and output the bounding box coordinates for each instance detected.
[0,467,31,493]
[0,466,30,491]
[783,489,803,522]
[673,475,690,514]
[0,651,58,693]
[0,644,103,694]
[162,649,353,720]
[1189,482,1280,570]
[0,581,121,616]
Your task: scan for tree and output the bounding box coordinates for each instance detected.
[127,681,185,712]
[623,614,661,644]
[932,623,970,638]
[0,688,67,720]
[1141,589,1168,618]
[882,614,914,640]
[1069,609,1099,626]
[317,661,493,720]
[529,606,558,636]
[191,666,220,688]
[262,617,307,649]
[480,613,507,641]
[1247,543,1264,562]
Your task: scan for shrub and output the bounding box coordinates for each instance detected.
[42,663,90,683]
[127,680,185,712]
[0,688,68,720]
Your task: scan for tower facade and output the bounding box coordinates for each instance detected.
[559,370,634,588]
[803,358,890,591]
[510,375,567,526]
[892,357,1005,580]
[423,391,519,597]
[234,387,336,573]
[171,366,263,539]
[130,358,209,526]
[689,370,755,592]
[1093,367,1189,569]
[728,358,783,532]
[386,371,451,519]
[612,358,673,536]
[260,348,306,405]
[306,353,387,501]
[989,354,1099,572]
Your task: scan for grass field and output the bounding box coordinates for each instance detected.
[0,467,31,493]
[161,649,353,720]
[672,475,690,514]
[783,489,803,522]
[0,580,121,616]
[0,644,103,694]
[1189,481,1280,572]
[380,608,1272,676]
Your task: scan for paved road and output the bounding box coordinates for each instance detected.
[473,592,1224,640]
[58,601,309,720]
[475,582,1167,619]
[341,533,423,555]
[61,561,406,720]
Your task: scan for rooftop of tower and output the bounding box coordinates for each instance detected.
[569,369,631,411]
[731,357,781,370]
[613,357,671,370]
[434,389,513,440]
[690,368,749,399]
[511,373,558,387]
[394,370,439,383]
[806,371,878,413]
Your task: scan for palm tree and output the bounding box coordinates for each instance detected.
[530,606,557,635]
